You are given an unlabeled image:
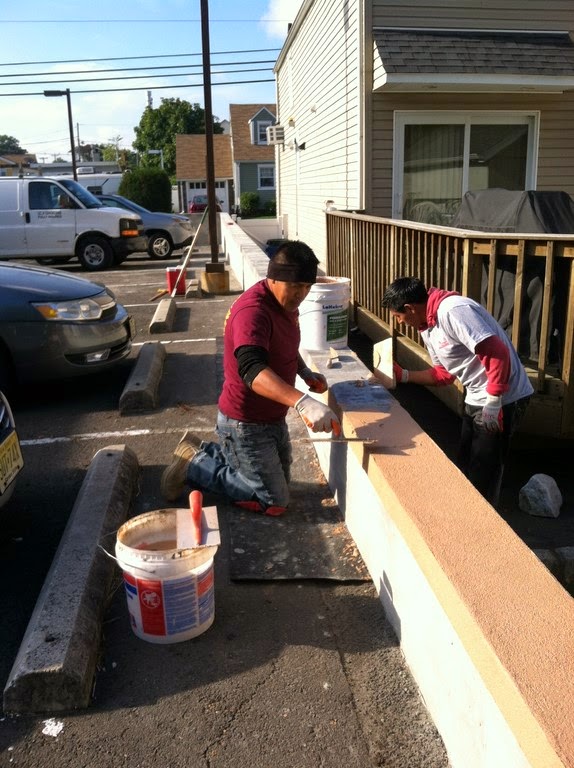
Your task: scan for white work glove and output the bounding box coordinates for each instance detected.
[299,367,328,394]
[481,394,503,433]
[393,361,409,383]
[295,393,341,435]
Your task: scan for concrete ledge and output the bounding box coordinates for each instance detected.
[119,342,166,414]
[3,445,139,714]
[149,297,176,333]
[301,346,574,768]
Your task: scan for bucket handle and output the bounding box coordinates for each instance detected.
[98,544,162,576]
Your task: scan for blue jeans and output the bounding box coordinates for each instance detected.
[186,411,292,509]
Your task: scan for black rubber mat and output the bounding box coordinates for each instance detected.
[226,411,370,581]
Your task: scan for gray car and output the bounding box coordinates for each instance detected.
[0,262,133,390]
[96,194,193,259]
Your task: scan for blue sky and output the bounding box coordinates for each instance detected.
[0,0,303,160]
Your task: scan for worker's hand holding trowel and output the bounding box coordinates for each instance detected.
[299,366,328,394]
[295,394,341,435]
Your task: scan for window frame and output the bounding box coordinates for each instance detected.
[254,120,272,145]
[392,111,540,220]
[257,164,275,190]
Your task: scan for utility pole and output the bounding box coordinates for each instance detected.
[200,0,223,272]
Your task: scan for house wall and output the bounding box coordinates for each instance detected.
[368,1,574,216]
[238,163,275,209]
[371,0,574,30]
[370,91,574,217]
[275,0,364,266]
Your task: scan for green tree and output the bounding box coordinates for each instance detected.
[119,168,172,212]
[133,98,222,176]
[0,135,27,154]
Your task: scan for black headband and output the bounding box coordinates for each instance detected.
[267,259,317,283]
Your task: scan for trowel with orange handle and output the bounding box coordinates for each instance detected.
[176,491,220,558]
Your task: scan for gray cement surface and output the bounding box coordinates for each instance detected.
[0,258,450,768]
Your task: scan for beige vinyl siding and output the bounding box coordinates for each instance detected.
[372,0,574,31]
[370,91,574,217]
[276,0,363,263]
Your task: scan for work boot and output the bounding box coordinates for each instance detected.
[161,431,203,502]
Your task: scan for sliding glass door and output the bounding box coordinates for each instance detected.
[394,112,538,225]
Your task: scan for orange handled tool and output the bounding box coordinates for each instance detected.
[189,490,203,546]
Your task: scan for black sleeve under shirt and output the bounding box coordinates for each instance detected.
[235,344,269,388]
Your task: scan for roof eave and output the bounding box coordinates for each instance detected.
[373,73,574,94]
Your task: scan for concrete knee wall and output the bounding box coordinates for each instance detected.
[223,214,574,768]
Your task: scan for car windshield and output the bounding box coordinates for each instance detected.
[111,196,149,214]
[194,196,208,203]
[59,179,103,209]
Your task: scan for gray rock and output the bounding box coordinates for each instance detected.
[519,473,563,518]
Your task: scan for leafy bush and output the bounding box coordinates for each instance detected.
[119,168,172,211]
[263,199,276,217]
[239,192,259,217]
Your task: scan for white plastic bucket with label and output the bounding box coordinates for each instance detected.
[115,509,217,644]
[299,276,351,350]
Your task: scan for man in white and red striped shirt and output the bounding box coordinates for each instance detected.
[382,277,533,507]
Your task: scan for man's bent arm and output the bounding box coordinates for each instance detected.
[251,367,304,408]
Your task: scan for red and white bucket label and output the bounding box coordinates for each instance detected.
[123,567,214,637]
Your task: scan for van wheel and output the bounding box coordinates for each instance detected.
[36,257,73,266]
[148,233,173,260]
[76,236,114,271]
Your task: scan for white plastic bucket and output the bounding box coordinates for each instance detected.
[299,276,351,350]
[115,509,217,644]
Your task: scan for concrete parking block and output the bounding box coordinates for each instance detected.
[149,296,176,333]
[119,341,166,414]
[185,278,201,298]
[3,445,139,714]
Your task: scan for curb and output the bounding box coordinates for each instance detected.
[3,445,140,714]
[149,297,176,333]
[119,342,166,414]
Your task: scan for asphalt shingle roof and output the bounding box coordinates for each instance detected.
[374,29,574,77]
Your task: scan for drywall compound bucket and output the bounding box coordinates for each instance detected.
[115,509,218,644]
[299,276,351,350]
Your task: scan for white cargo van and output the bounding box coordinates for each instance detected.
[0,176,146,271]
[60,172,123,196]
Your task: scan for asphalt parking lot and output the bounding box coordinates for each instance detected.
[0,253,449,768]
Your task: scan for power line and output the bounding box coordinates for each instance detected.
[0,66,274,88]
[2,18,290,23]
[0,59,276,81]
[0,48,281,68]
[0,77,276,97]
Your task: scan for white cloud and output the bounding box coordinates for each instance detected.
[259,0,304,40]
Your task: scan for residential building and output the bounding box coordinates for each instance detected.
[273,0,574,263]
[175,104,277,215]
[175,133,233,213]
[229,103,277,213]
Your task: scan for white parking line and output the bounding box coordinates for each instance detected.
[123,299,228,308]
[21,426,205,447]
[132,337,216,346]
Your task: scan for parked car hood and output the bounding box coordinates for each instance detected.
[0,264,105,319]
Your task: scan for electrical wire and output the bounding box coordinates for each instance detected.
[0,60,276,82]
[0,77,276,97]
[0,48,281,68]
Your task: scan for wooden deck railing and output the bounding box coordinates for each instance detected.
[326,211,574,438]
